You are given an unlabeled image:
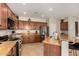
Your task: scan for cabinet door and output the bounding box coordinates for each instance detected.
[7,7,12,18]
[15,20,19,29]
[0,4,2,25]
[11,13,17,21]
[23,21,28,29]
[19,21,24,29]
[22,21,24,29]
[60,22,68,31]
[34,34,41,42]
[0,4,7,29]
[18,21,21,29]
[30,22,34,30]
[49,45,61,56]
[44,44,50,56]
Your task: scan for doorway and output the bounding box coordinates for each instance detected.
[75,22,78,36]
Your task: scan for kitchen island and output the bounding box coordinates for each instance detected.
[0,41,16,56]
[43,37,61,56]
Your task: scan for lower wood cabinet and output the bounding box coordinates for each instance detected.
[22,33,41,44]
[44,43,61,56]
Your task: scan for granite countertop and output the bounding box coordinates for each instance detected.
[43,37,61,46]
[0,41,16,56]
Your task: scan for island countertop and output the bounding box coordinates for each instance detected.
[43,37,61,46]
[0,41,16,56]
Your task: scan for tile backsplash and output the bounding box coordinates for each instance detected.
[0,30,39,36]
[0,30,12,36]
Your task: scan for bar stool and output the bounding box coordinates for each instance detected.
[69,42,77,56]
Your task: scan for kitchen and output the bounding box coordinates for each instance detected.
[0,3,50,56]
[0,3,79,56]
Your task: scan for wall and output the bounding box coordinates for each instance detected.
[58,16,79,37]
[19,16,46,22]
[68,16,79,37]
[48,17,59,36]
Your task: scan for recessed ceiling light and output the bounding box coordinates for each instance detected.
[22,3,26,5]
[49,8,53,11]
[23,12,27,15]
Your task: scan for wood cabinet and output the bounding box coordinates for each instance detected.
[7,7,12,18]
[7,4,18,30]
[22,33,41,44]
[23,21,28,29]
[0,3,18,30]
[44,43,61,56]
[15,20,19,29]
[0,3,7,29]
[18,20,24,29]
[60,22,68,31]
[18,20,47,30]
[0,3,47,30]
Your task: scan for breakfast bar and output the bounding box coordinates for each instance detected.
[43,37,61,56]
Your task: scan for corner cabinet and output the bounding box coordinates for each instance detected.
[0,4,7,29]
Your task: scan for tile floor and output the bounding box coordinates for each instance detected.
[21,42,79,56]
[21,43,43,56]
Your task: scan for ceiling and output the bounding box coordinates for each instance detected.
[7,3,79,19]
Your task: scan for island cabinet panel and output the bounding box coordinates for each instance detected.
[44,44,50,56]
[44,43,61,56]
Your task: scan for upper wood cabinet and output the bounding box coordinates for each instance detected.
[0,4,7,29]
[0,3,18,30]
[60,22,68,31]
[14,20,19,29]
[23,21,28,30]
[7,7,12,18]
[18,20,47,30]
[18,20,24,29]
